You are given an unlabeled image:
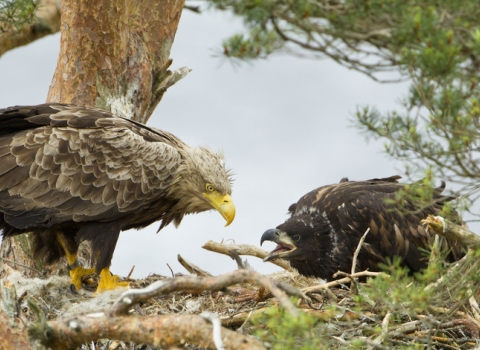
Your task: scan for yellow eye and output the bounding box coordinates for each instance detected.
[206,184,215,192]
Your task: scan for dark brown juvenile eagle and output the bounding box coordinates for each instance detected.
[261,176,465,281]
[0,104,235,293]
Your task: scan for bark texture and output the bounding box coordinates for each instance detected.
[32,314,265,350]
[47,0,185,123]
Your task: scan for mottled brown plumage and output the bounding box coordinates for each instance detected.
[0,103,235,292]
[261,176,465,281]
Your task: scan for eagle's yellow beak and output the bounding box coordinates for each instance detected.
[203,192,236,226]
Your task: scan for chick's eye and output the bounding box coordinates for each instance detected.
[292,234,300,241]
[206,184,215,192]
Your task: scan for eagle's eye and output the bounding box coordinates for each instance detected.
[206,184,215,192]
[292,234,300,241]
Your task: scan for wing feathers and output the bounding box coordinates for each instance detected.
[0,104,185,229]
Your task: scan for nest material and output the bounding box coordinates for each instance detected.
[2,234,480,349]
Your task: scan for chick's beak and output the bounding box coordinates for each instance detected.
[204,192,236,226]
[261,228,297,262]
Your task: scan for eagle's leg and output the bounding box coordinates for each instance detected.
[95,268,130,293]
[56,232,95,291]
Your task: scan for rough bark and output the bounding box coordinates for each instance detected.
[31,313,265,350]
[46,0,185,123]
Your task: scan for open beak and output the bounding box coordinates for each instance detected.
[261,229,297,262]
[204,192,236,226]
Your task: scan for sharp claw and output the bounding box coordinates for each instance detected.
[69,284,78,294]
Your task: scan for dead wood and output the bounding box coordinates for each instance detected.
[28,269,310,349]
[422,215,480,249]
[112,270,301,317]
[30,311,265,350]
[202,240,294,272]
[177,254,213,277]
[301,270,385,294]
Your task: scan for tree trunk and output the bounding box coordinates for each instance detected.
[47,0,185,123]
[0,0,186,346]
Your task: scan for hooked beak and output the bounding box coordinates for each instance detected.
[261,228,297,262]
[203,192,236,226]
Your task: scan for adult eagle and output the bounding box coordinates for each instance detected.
[0,104,235,293]
[261,176,465,281]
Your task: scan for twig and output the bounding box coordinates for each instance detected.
[424,250,473,291]
[229,250,246,269]
[332,271,361,295]
[200,312,225,350]
[369,312,391,349]
[177,254,213,277]
[302,270,385,294]
[112,270,300,316]
[237,311,253,334]
[352,228,370,275]
[469,296,480,323]
[166,263,175,278]
[0,257,43,274]
[126,266,135,280]
[428,234,442,265]
[421,215,480,248]
[202,240,294,272]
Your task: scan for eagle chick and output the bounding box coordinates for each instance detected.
[261,176,465,281]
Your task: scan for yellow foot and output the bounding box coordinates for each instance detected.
[95,268,130,294]
[69,264,96,292]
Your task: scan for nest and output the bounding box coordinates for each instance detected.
[2,231,480,349]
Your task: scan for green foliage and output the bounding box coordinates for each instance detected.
[248,250,480,349]
[251,305,324,349]
[206,2,480,215]
[0,0,38,33]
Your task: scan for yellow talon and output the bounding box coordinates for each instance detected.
[95,268,130,294]
[69,265,96,292]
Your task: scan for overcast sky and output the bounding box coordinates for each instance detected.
[0,8,414,278]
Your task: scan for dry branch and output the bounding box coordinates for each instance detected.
[30,312,264,350]
[351,228,370,275]
[177,254,213,277]
[112,270,300,316]
[422,215,480,248]
[202,240,294,272]
[28,270,305,349]
[301,270,385,294]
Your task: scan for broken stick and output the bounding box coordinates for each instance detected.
[202,240,294,272]
[422,215,480,249]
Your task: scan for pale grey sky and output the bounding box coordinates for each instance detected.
[0,9,413,278]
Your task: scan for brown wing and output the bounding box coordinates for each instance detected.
[292,176,464,271]
[0,104,183,230]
